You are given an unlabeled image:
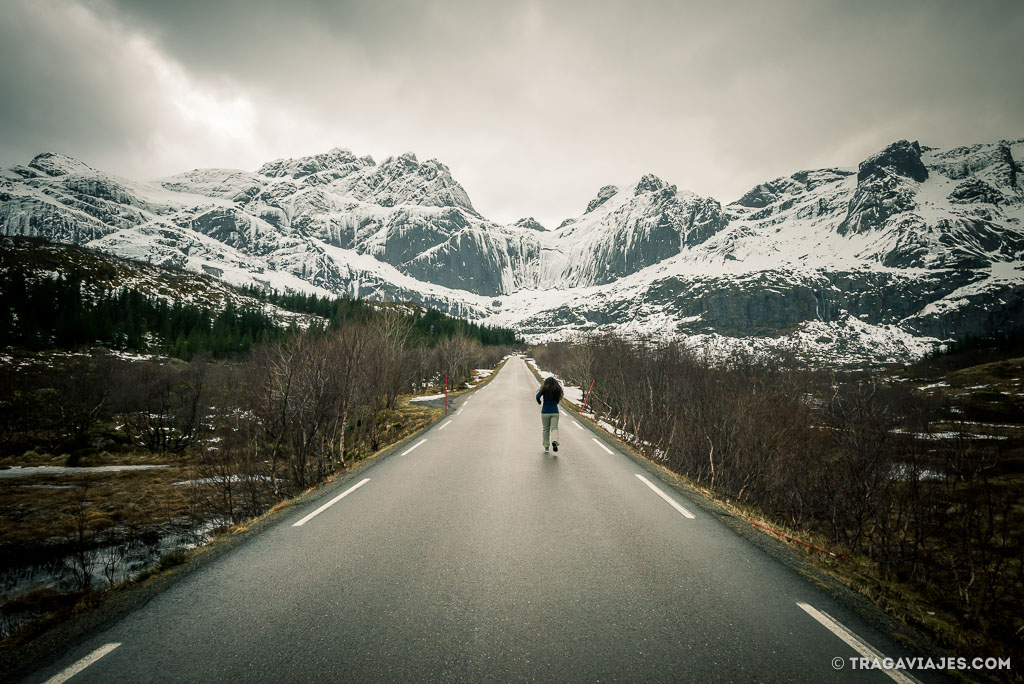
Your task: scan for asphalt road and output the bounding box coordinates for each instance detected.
[22,357,947,683]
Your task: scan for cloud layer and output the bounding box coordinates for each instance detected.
[1,0,1021,228]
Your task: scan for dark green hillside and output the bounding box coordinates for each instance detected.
[0,237,521,358]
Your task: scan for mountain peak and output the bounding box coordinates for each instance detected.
[380,152,422,172]
[369,153,476,213]
[858,140,928,184]
[634,174,667,195]
[27,153,96,177]
[513,217,547,232]
[257,148,371,179]
[586,185,619,213]
[385,155,453,180]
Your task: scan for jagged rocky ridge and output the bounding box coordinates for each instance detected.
[2,139,1023,365]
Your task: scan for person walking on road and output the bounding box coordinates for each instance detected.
[536,376,563,452]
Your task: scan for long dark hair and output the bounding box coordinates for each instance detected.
[540,376,563,403]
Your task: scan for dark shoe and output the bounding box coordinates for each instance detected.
[552,442,558,452]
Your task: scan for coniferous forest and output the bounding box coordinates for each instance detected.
[0,266,519,359]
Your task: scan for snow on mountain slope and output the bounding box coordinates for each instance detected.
[2,138,1023,365]
[0,235,323,329]
[545,174,727,287]
[481,138,1024,364]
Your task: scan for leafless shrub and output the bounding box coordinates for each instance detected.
[99,533,127,588]
[60,478,107,591]
[46,352,117,442]
[435,336,479,389]
[238,325,372,494]
[117,360,208,455]
[370,308,416,409]
[820,377,897,550]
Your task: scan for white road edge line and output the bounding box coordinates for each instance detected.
[458,408,464,415]
[292,478,370,527]
[797,602,920,684]
[635,474,696,519]
[401,438,427,456]
[44,643,121,684]
[438,420,453,431]
[591,437,614,455]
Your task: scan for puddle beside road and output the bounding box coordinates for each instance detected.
[0,516,228,640]
[0,465,170,479]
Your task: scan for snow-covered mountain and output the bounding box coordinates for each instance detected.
[2,139,1023,365]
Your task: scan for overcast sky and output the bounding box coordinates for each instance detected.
[1,0,1021,228]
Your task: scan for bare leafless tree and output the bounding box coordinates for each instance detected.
[117,359,208,455]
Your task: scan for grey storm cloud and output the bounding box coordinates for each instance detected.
[1,0,1022,229]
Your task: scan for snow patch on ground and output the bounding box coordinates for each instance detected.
[525,358,584,406]
[409,393,447,402]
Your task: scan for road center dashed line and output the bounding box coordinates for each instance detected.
[44,643,121,684]
[292,478,370,527]
[438,420,453,431]
[591,437,613,455]
[797,602,920,684]
[635,474,696,519]
[570,420,584,430]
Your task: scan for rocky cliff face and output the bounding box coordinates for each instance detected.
[834,140,1024,269]
[549,175,727,287]
[2,138,1023,365]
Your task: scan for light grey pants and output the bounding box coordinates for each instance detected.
[541,413,560,449]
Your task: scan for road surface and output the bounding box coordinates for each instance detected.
[23,357,942,683]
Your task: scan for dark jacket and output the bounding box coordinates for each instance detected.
[536,390,560,414]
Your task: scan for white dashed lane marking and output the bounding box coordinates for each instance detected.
[293,478,371,527]
[44,643,121,684]
[797,602,920,684]
[401,439,427,456]
[635,474,696,519]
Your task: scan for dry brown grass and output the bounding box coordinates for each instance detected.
[392,402,443,437]
[0,467,194,549]
[2,395,444,553]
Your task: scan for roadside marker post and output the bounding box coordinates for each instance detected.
[582,380,595,413]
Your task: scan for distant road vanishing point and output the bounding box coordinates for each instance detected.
[24,358,943,683]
